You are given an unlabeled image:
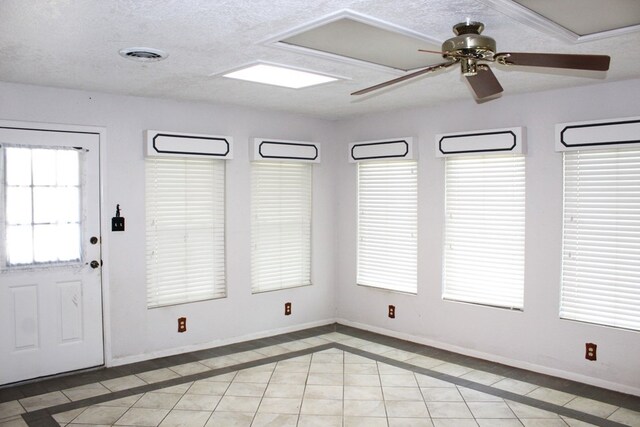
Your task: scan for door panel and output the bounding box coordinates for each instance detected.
[0,125,103,385]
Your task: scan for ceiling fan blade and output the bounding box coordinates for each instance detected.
[496,52,610,71]
[465,65,503,99]
[351,60,458,96]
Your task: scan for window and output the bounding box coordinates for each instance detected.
[443,154,525,309]
[3,146,81,266]
[251,161,312,293]
[561,147,640,331]
[145,157,225,308]
[357,160,417,293]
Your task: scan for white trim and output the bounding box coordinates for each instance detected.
[480,0,640,43]
[349,137,416,162]
[145,130,233,159]
[336,318,640,396]
[555,116,640,151]
[251,138,321,163]
[436,127,525,157]
[259,9,441,75]
[107,319,335,367]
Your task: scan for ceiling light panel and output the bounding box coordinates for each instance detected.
[511,0,640,36]
[271,12,443,72]
[222,63,338,89]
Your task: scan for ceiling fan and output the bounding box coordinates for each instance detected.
[351,21,610,100]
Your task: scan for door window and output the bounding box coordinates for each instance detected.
[3,146,82,267]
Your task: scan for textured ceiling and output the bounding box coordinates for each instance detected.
[1,0,639,120]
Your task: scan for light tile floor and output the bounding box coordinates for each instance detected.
[1,327,639,427]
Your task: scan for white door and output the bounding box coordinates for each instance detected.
[0,125,104,385]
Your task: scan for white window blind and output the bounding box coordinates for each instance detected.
[145,157,225,308]
[357,160,417,293]
[561,147,640,331]
[251,161,312,293]
[443,154,525,309]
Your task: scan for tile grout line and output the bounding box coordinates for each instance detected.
[334,343,628,427]
[21,343,335,426]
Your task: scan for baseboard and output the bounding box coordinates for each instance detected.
[107,318,336,367]
[336,318,640,397]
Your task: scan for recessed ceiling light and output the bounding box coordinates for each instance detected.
[221,63,338,89]
[119,47,168,62]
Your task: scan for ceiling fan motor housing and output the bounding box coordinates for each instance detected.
[441,22,497,61]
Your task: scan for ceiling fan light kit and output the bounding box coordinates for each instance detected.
[352,21,611,101]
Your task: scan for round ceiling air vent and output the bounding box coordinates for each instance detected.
[119,47,168,62]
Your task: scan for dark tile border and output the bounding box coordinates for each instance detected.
[0,324,337,403]
[21,341,631,427]
[334,324,640,412]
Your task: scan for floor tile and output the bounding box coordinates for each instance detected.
[520,420,570,426]
[344,353,377,364]
[344,385,384,400]
[458,386,505,402]
[0,401,24,420]
[168,362,210,377]
[256,397,301,414]
[306,372,343,386]
[156,383,192,395]
[310,353,343,364]
[273,362,310,374]
[344,373,381,386]
[383,386,423,401]
[343,416,389,427]
[300,398,343,415]
[200,356,240,370]
[187,380,230,396]
[251,412,297,427]
[421,387,464,402]
[263,384,305,399]
[0,417,29,427]
[493,379,539,395]
[224,382,266,398]
[255,345,290,357]
[405,356,446,370]
[133,392,182,409]
[432,420,479,427]
[467,401,517,419]
[607,407,640,426]
[158,409,211,427]
[267,371,307,385]
[136,369,181,384]
[380,374,419,387]
[477,420,523,427]
[308,362,343,374]
[174,394,221,411]
[52,406,86,423]
[214,396,261,413]
[378,362,413,374]
[19,390,70,412]
[233,371,272,384]
[385,400,430,418]
[113,407,170,426]
[561,417,599,427]
[460,370,505,386]
[430,362,475,377]
[564,396,618,418]
[72,406,129,425]
[388,418,435,426]
[344,399,386,417]
[344,363,379,374]
[381,349,419,361]
[415,374,457,388]
[526,388,576,406]
[303,385,343,400]
[506,400,560,419]
[203,411,253,427]
[101,375,147,393]
[95,394,143,408]
[297,414,342,427]
[427,401,474,418]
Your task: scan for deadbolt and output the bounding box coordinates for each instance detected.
[90,260,100,269]
[90,236,99,245]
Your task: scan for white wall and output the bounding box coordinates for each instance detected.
[334,78,640,395]
[0,81,339,364]
[1,78,639,395]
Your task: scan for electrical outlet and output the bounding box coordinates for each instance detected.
[284,302,292,316]
[585,342,597,361]
[178,317,187,333]
[388,305,396,319]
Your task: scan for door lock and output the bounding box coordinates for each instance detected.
[90,260,100,269]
